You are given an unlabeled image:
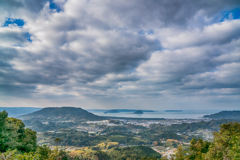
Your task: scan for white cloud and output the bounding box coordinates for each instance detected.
[161,19,240,49]
[0,0,240,109]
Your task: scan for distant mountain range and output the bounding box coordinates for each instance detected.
[204,111,240,119]
[0,107,41,117]
[164,110,183,112]
[88,109,155,113]
[20,107,105,121]
[104,110,120,113]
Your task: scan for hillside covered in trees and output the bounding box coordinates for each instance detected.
[20,107,105,121]
[204,111,240,119]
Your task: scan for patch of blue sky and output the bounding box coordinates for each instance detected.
[49,0,62,12]
[130,68,137,73]
[3,18,25,27]
[220,8,240,22]
[208,69,217,73]
[25,32,32,42]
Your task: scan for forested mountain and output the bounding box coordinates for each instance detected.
[20,107,105,121]
[204,111,240,119]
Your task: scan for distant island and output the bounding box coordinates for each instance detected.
[133,110,144,114]
[103,109,146,114]
[204,111,240,119]
[104,110,120,113]
[92,109,155,113]
[164,110,183,112]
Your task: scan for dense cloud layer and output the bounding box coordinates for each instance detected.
[0,0,240,109]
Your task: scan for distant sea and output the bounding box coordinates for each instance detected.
[88,110,222,119]
[0,107,41,118]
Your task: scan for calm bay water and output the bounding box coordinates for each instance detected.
[89,110,222,119]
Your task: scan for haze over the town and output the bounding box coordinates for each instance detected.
[0,0,240,110]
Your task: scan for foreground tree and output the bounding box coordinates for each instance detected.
[174,122,240,160]
[0,111,37,152]
[174,145,185,160]
[0,150,41,160]
[205,122,240,160]
[54,138,62,150]
[187,138,210,160]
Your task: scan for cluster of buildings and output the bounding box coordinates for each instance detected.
[186,129,214,140]
[117,118,211,127]
[153,147,176,159]
[86,120,122,126]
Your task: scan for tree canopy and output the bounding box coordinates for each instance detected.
[174,122,240,160]
[0,110,37,152]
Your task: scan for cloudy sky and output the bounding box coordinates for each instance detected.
[0,0,240,110]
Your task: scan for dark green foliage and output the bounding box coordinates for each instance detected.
[94,150,111,160]
[36,145,51,160]
[107,146,161,160]
[0,110,37,152]
[108,135,126,143]
[174,122,240,160]
[187,138,211,160]
[0,110,9,151]
[19,128,38,152]
[102,126,128,133]
[205,122,240,159]
[132,146,161,158]
[159,132,178,140]
[108,135,145,145]
[141,157,157,160]
[58,150,69,160]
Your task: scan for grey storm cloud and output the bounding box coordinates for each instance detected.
[0,0,240,109]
